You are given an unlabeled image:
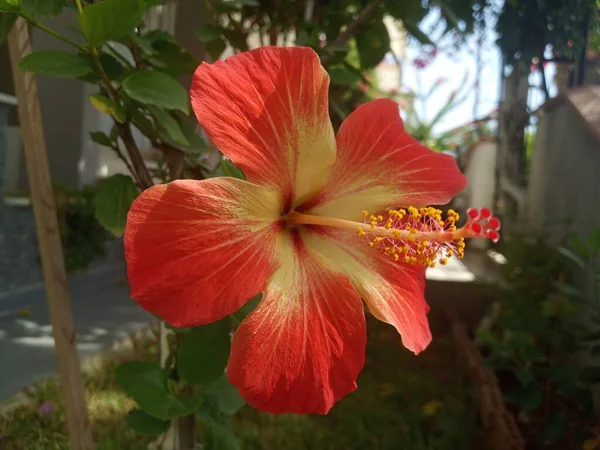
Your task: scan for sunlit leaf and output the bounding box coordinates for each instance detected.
[89,94,127,123]
[123,70,189,113]
[80,0,145,47]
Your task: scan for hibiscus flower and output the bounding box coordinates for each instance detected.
[124,46,500,415]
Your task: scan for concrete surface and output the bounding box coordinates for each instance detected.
[0,264,154,400]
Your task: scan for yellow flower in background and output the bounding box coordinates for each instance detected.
[422,400,442,416]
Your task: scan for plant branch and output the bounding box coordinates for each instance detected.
[23,15,85,50]
[73,1,154,190]
[321,0,384,65]
[153,140,185,181]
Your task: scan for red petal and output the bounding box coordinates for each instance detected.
[303,228,432,354]
[302,98,467,220]
[228,233,366,414]
[191,47,336,206]
[124,178,282,327]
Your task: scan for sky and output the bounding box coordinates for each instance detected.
[401,15,501,134]
[399,8,559,136]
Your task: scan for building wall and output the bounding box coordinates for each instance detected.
[526,103,600,236]
[526,102,600,299]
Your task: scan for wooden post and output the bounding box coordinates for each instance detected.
[7,18,94,449]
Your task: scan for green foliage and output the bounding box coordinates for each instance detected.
[54,184,114,274]
[80,0,145,47]
[94,174,139,237]
[0,12,17,45]
[122,70,189,114]
[7,0,493,443]
[477,228,600,447]
[496,0,596,65]
[116,361,202,419]
[19,50,93,78]
[20,0,65,18]
[177,319,231,387]
[355,19,390,69]
[126,409,171,436]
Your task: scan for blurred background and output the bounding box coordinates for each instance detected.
[1,0,600,449]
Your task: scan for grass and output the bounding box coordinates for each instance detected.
[0,319,482,450]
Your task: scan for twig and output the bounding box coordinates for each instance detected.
[321,0,384,65]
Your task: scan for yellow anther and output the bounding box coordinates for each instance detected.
[440,258,448,265]
[362,210,369,217]
[357,227,366,237]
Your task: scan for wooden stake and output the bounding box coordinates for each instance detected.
[8,18,94,449]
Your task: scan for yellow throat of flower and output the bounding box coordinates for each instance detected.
[287,206,501,268]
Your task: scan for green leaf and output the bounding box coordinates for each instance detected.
[196,24,224,43]
[89,131,113,147]
[355,20,390,69]
[0,0,20,13]
[217,158,245,180]
[328,66,362,85]
[205,38,227,61]
[147,105,189,146]
[543,411,567,444]
[177,319,231,387]
[403,20,435,46]
[89,94,127,123]
[211,422,241,450]
[206,374,246,415]
[21,0,65,18]
[232,294,261,322]
[94,174,139,237]
[116,362,201,419]
[19,50,93,78]
[132,34,157,56]
[131,109,156,138]
[178,121,208,151]
[123,70,189,113]
[148,41,199,77]
[80,0,145,47]
[0,12,17,45]
[588,227,600,254]
[557,246,586,269]
[386,0,427,22]
[145,0,163,7]
[126,409,170,435]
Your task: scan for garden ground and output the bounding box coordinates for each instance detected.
[0,316,483,450]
